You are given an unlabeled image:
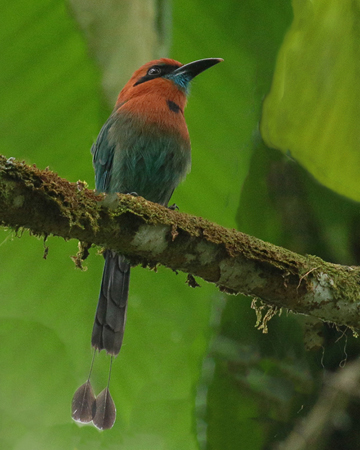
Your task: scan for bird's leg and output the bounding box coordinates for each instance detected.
[168,203,179,210]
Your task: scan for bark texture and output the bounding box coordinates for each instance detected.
[1,154,360,332]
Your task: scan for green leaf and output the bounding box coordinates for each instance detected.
[261,0,360,202]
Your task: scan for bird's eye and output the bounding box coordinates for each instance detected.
[147,66,162,76]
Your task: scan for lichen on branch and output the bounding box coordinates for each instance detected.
[1,154,360,332]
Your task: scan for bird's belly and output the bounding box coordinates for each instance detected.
[110,133,191,205]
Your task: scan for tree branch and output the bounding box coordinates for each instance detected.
[1,154,360,332]
[276,358,360,450]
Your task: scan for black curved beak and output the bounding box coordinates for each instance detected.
[172,58,223,80]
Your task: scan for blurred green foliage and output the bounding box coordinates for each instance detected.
[261,0,360,202]
[1,1,360,449]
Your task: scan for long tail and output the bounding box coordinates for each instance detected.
[91,250,130,356]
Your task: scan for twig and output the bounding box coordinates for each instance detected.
[276,359,360,450]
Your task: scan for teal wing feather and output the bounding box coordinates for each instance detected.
[91,115,117,193]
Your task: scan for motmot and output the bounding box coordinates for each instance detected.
[72,57,223,429]
[92,57,222,355]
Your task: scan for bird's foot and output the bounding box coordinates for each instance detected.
[168,203,179,211]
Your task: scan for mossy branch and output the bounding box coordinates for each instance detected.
[1,154,360,332]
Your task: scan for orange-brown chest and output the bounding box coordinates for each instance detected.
[116,78,190,142]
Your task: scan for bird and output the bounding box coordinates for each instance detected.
[91,57,223,356]
[72,57,223,429]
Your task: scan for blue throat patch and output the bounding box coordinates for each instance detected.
[165,72,191,94]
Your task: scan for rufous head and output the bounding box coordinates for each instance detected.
[116,57,223,107]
